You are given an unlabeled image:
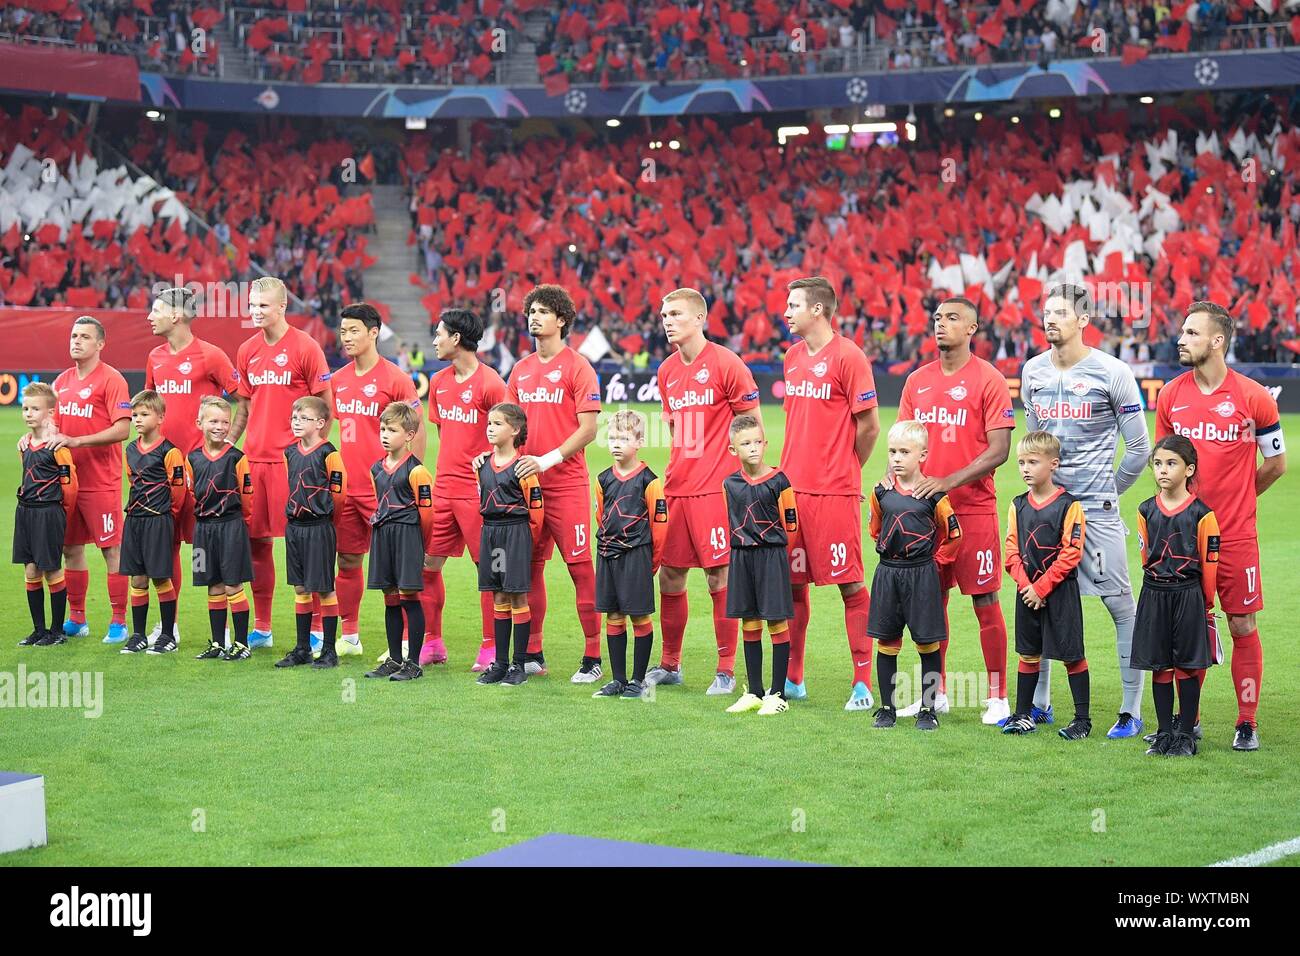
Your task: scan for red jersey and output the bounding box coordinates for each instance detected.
[898,354,1015,515]
[657,341,759,497]
[145,337,240,453]
[429,361,506,497]
[331,356,420,500]
[506,346,601,490]
[1156,368,1283,543]
[235,326,331,463]
[779,334,877,495]
[53,362,131,494]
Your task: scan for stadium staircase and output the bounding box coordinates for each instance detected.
[212,18,255,81]
[364,182,429,351]
[498,11,549,85]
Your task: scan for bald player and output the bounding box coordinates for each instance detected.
[896,296,1014,725]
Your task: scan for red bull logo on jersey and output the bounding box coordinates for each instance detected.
[58,401,95,419]
[1033,401,1093,420]
[915,406,968,427]
[1213,400,1236,418]
[337,398,381,417]
[247,369,292,387]
[154,380,192,395]
[1070,380,1090,396]
[273,352,289,367]
[177,361,192,375]
[811,361,827,378]
[668,389,715,411]
[694,366,711,384]
[545,369,563,384]
[438,404,479,424]
[460,388,472,404]
[362,383,378,398]
[946,385,968,401]
[785,380,832,400]
[78,387,92,400]
[1173,420,1241,442]
[516,386,565,404]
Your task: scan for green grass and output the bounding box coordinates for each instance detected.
[1,405,1297,867]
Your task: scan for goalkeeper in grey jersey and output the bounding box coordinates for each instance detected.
[1020,284,1151,740]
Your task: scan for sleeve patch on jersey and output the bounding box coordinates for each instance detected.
[857,390,877,403]
[417,484,432,505]
[58,464,70,479]
[529,485,543,508]
[408,399,421,409]
[1002,408,1015,419]
[231,370,241,382]
[784,507,797,525]
[1120,403,1143,414]
[170,465,185,486]
[587,392,601,402]
[653,498,668,522]
[329,470,344,494]
[741,390,760,402]
[947,514,961,538]
[1069,524,1081,546]
[242,474,253,492]
[1207,534,1220,556]
[117,402,133,409]
[319,372,332,382]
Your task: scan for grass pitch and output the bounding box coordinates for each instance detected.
[0,405,1296,867]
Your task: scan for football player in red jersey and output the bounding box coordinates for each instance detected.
[424,308,504,672]
[41,317,131,642]
[779,277,881,711]
[332,303,425,659]
[145,287,241,644]
[646,288,760,695]
[897,297,1014,725]
[504,285,602,683]
[1156,301,1286,751]
[229,277,333,649]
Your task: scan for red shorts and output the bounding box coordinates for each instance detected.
[661,494,730,570]
[943,510,1001,595]
[427,494,485,562]
[1215,536,1263,615]
[336,495,376,555]
[531,483,594,565]
[177,492,196,543]
[247,460,289,539]
[64,489,124,548]
[786,493,864,586]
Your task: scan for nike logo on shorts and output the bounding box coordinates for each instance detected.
[98,533,114,543]
[1243,595,1259,605]
[831,567,849,576]
[976,575,993,586]
[710,552,727,562]
[570,548,585,557]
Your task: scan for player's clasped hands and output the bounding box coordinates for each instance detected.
[1019,583,1044,610]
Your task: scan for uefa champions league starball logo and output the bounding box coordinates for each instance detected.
[1194,59,1219,86]
[845,78,869,103]
[564,90,587,113]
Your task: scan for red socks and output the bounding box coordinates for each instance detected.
[659,590,687,670]
[526,560,547,654]
[421,567,445,641]
[787,584,810,685]
[710,587,736,676]
[171,547,183,593]
[844,586,872,689]
[107,572,127,625]
[65,568,89,624]
[568,560,602,658]
[1231,628,1263,727]
[250,538,276,631]
[975,602,1009,700]
[337,564,365,634]
[479,591,494,652]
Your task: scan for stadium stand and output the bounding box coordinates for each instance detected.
[0,104,375,321]
[4,1,1298,82]
[401,93,1300,372]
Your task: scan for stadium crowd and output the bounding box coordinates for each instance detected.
[403,92,1300,374]
[4,0,1299,83]
[0,105,374,322]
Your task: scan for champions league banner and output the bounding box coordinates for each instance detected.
[136,50,1300,120]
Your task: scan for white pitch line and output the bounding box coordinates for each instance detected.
[1210,836,1300,867]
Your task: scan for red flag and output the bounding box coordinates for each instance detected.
[469,54,493,80]
[875,13,897,38]
[359,153,376,181]
[1292,16,1300,45]
[1155,21,1191,53]
[1,223,21,252]
[543,71,570,96]
[976,18,1005,48]
[133,0,153,13]
[35,224,61,245]
[1122,43,1148,66]
[6,273,35,306]
[536,53,557,73]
